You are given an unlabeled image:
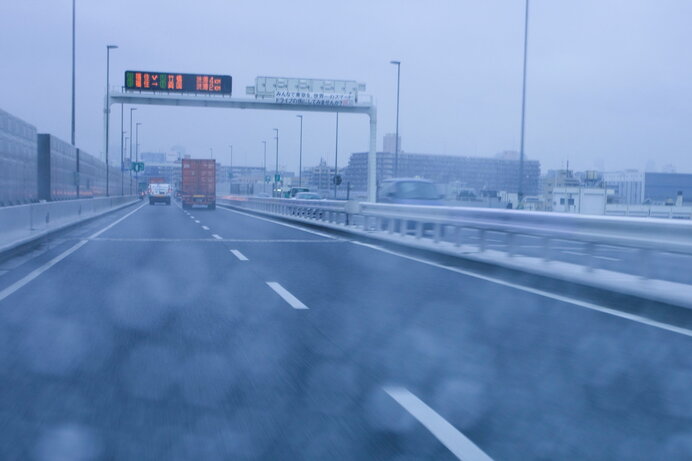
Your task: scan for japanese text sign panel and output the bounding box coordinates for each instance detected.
[125,71,232,95]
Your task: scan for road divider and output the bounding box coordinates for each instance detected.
[0,202,145,302]
[0,196,138,256]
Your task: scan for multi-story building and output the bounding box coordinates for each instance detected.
[602,170,644,205]
[383,133,401,154]
[303,159,335,193]
[551,187,607,215]
[343,151,540,195]
[541,169,581,210]
[644,172,692,204]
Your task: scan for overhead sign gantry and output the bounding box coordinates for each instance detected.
[124,71,232,95]
[107,72,378,201]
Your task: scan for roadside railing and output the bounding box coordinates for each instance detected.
[219,196,692,279]
[0,196,138,254]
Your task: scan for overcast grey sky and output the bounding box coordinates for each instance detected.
[1,0,691,173]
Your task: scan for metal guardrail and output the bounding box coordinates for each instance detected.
[220,196,692,279]
[0,196,138,254]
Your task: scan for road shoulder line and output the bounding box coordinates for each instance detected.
[0,203,145,303]
[352,241,692,338]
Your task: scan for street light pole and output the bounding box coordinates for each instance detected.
[71,0,76,145]
[273,129,279,197]
[136,122,141,192]
[262,140,267,193]
[390,60,401,178]
[334,112,339,199]
[120,103,124,195]
[105,44,118,196]
[296,115,303,187]
[518,0,530,205]
[129,108,136,195]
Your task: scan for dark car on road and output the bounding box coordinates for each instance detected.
[377,178,444,206]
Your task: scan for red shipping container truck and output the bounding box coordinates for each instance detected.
[181,159,216,210]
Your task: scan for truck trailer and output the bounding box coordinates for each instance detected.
[181,159,216,209]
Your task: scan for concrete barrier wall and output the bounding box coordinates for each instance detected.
[0,196,137,254]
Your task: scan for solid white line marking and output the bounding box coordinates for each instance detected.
[351,241,692,338]
[211,234,222,240]
[0,203,146,303]
[218,206,336,239]
[384,387,493,461]
[230,249,248,261]
[195,220,200,223]
[201,226,210,230]
[89,237,345,243]
[266,282,309,309]
[561,250,589,257]
[594,255,621,262]
[88,203,147,239]
[0,241,88,303]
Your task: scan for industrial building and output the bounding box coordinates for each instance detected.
[644,172,692,204]
[602,170,645,205]
[343,151,540,195]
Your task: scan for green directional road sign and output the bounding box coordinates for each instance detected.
[130,161,145,172]
[274,174,281,182]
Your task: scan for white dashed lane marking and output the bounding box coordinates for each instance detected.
[230,250,248,261]
[266,282,309,309]
[384,386,494,461]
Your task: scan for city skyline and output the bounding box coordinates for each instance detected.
[2,1,692,175]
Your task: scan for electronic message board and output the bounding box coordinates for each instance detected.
[124,71,232,95]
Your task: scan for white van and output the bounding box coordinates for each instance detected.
[148,183,172,205]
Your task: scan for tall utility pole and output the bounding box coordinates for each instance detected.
[334,113,339,199]
[273,128,279,196]
[105,44,118,196]
[296,115,303,186]
[129,107,136,195]
[518,0,530,205]
[136,122,141,191]
[120,103,124,195]
[71,0,76,145]
[390,60,401,178]
[262,140,267,193]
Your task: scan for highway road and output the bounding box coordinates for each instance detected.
[0,201,690,460]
